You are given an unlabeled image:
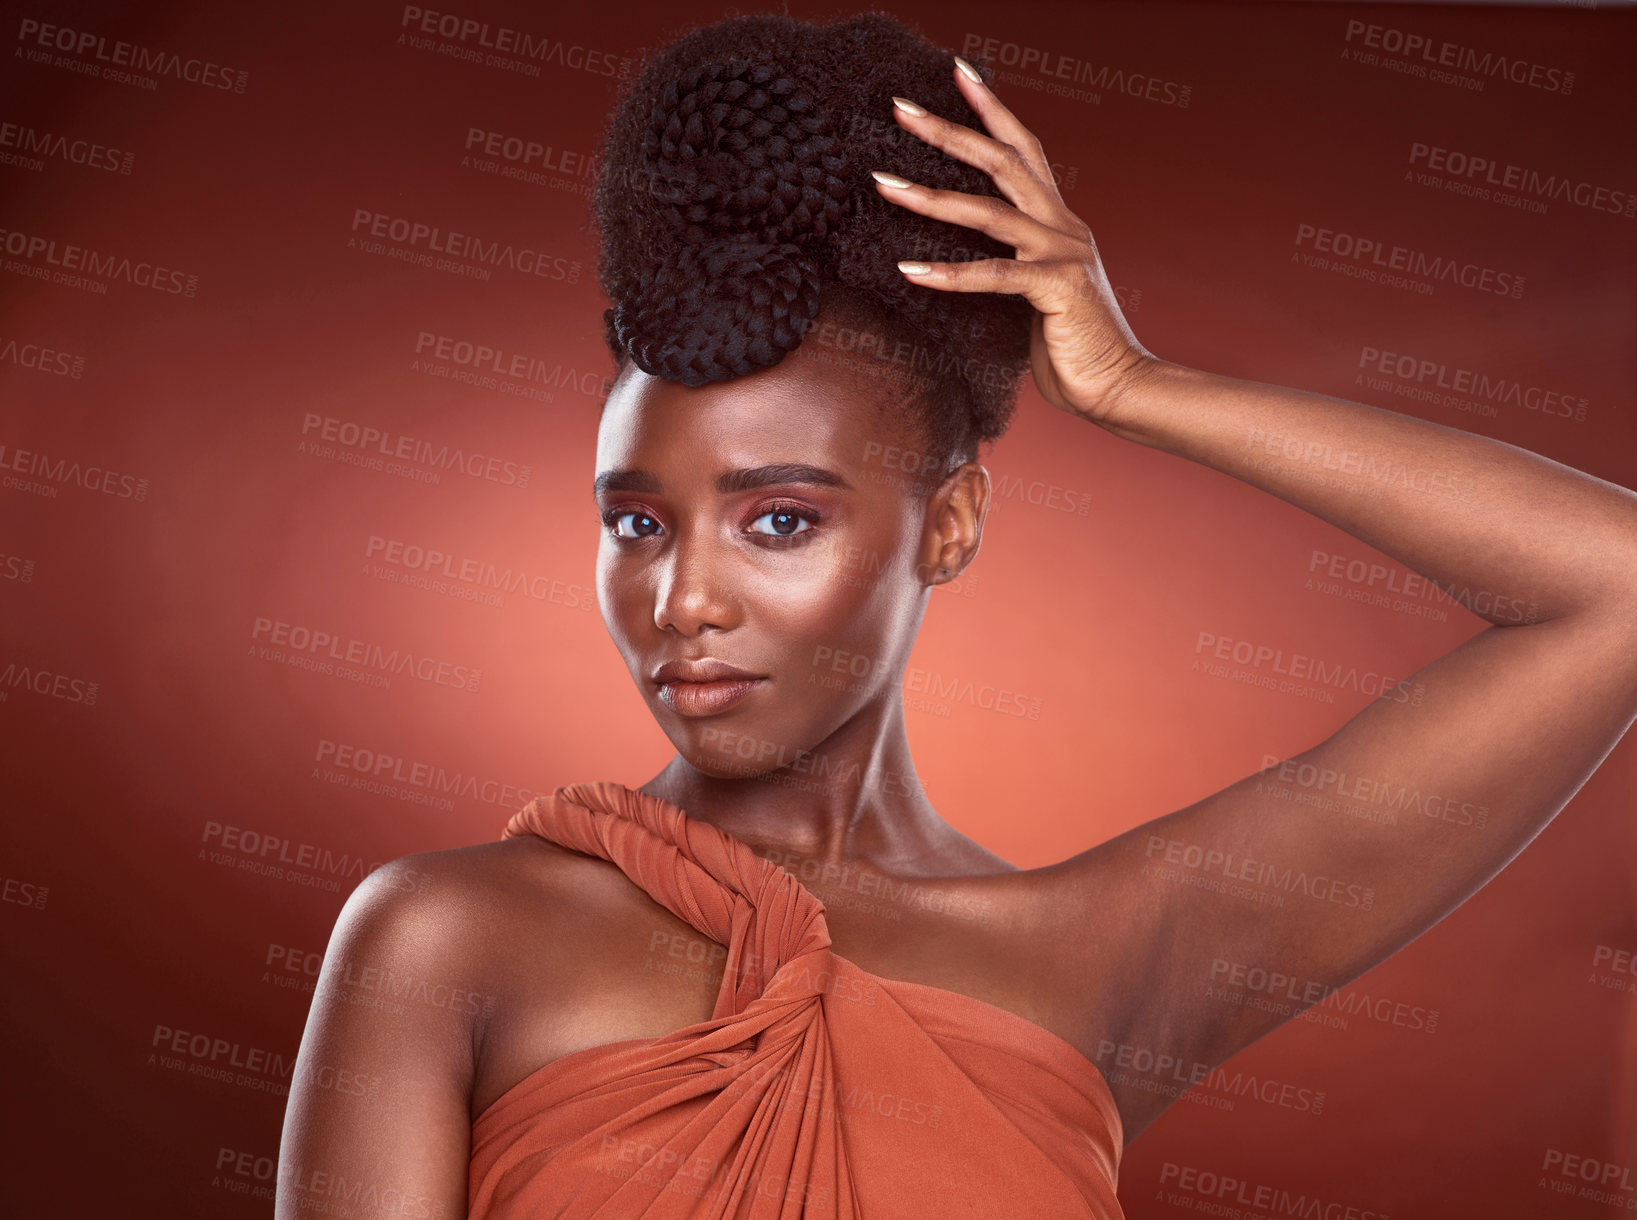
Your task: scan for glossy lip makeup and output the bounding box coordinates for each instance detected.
[652,658,767,718]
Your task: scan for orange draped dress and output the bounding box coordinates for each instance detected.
[468,781,1125,1218]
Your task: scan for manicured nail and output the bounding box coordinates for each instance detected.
[953,56,982,85]
[897,261,932,275]
[871,170,915,189]
[891,95,927,117]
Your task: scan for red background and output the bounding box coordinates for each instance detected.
[3,1,1634,1216]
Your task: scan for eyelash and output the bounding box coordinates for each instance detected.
[599,500,824,545]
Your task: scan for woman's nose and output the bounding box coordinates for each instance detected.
[652,544,737,635]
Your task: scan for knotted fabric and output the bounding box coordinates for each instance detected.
[469,780,1125,1218]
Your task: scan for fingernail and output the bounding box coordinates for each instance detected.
[953,56,982,85]
[871,170,915,189]
[890,95,927,117]
[897,261,932,275]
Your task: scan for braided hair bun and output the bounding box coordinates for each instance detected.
[593,12,1034,469]
[610,56,845,385]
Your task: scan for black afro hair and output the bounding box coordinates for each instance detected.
[590,10,1035,477]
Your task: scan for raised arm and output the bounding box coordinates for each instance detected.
[1051,355,1637,1138]
[875,56,1637,1140]
[276,859,478,1219]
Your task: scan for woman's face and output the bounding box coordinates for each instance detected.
[593,346,983,779]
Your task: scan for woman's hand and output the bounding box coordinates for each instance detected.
[871,57,1156,430]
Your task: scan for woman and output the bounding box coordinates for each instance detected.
[276,12,1637,1219]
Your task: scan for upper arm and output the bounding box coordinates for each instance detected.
[1047,604,1637,1134]
[276,857,480,1220]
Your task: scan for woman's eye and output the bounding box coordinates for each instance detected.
[607,510,662,539]
[748,508,816,537]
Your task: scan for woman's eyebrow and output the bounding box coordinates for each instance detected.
[593,469,661,497]
[593,463,852,498]
[718,463,852,493]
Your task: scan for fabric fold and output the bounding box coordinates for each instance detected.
[469,781,1124,1218]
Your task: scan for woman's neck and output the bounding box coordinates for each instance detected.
[638,702,959,873]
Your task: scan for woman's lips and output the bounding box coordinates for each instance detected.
[657,677,765,718]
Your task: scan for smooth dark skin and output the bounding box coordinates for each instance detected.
[275,344,1063,1219]
[599,346,1000,871]
[276,328,1637,1217]
[278,63,1637,1220]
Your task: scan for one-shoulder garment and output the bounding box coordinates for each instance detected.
[469,781,1125,1218]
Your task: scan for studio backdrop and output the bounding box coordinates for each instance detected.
[3,0,1634,1217]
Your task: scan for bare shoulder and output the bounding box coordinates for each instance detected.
[355,834,733,1117]
[349,833,619,918]
[279,835,643,1217]
[332,833,650,1000]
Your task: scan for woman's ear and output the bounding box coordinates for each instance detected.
[918,462,989,585]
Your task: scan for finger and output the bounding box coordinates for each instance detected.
[870,171,1084,261]
[895,255,1088,317]
[888,96,1062,224]
[951,57,1059,194]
